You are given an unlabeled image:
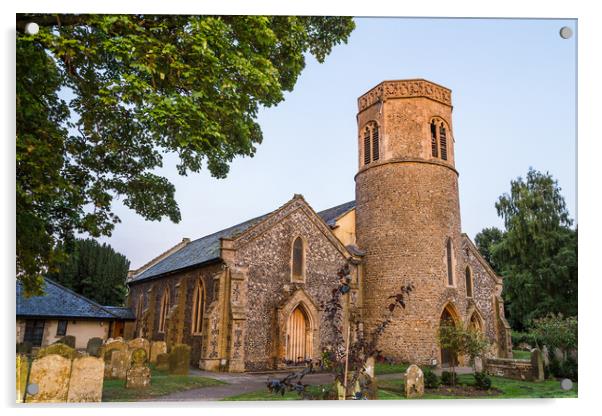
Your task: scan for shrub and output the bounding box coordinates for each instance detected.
[441,371,456,386]
[511,331,539,349]
[561,356,578,381]
[473,371,492,390]
[422,367,440,389]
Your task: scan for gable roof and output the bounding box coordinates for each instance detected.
[16,278,133,320]
[129,199,357,283]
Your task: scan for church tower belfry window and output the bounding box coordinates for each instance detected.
[429,118,450,162]
[363,121,380,165]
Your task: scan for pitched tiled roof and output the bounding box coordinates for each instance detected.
[317,200,356,227]
[17,278,130,320]
[129,199,357,283]
[103,306,136,320]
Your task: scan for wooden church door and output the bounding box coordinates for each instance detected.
[286,306,308,363]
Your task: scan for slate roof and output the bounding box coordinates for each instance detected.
[129,199,357,283]
[17,278,133,320]
[103,306,137,320]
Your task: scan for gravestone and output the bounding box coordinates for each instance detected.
[168,344,191,375]
[156,353,170,371]
[150,341,167,364]
[67,356,104,402]
[37,343,78,360]
[126,348,151,389]
[16,354,29,403]
[474,356,484,373]
[404,364,424,398]
[86,337,104,357]
[127,338,150,358]
[531,348,545,382]
[55,335,76,349]
[102,339,126,378]
[27,354,72,403]
[109,350,128,380]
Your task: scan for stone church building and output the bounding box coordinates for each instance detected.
[126,79,512,372]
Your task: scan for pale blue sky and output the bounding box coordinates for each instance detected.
[98,17,577,269]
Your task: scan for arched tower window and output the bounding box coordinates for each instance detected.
[465,266,473,298]
[430,121,438,157]
[158,287,170,333]
[429,118,451,161]
[440,123,448,160]
[362,122,380,165]
[191,279,205,335]
[292,237,305,282]
[363,127,371,165]
[446,238,454,286]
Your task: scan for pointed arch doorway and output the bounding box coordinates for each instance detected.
[440,306,459,367]
[286,305,311,363]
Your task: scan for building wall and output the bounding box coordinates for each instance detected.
[332,209,356,247]
[16,319,109,349]
[233,203,356,371]
[127,263,221,365]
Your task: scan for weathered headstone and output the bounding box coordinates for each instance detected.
[149,341,167,364]
[404,364,424,398]
[55,335,76,349]
[126,348,151,389]
[168,344,191,375]
[109,350,128,380]
[26,354,72,403]
[86,337,104,357]
[531,348,545,382]
[67,356,104,402]
[16,354,29,403]
[127,338,150,357]
[474,356,484,373]
[37,343,78,360]
[102,339,126,378]
[156,352,169,371]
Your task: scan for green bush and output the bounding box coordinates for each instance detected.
[561,356,578,381]
[441,371,456,386]
[473,371,492,390]
[511,331,539,348]
[422,368,440,389]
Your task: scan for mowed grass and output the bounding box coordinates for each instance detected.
[102,366,225,402]
[223,374,577,401]
[377,374,577,399]
[374,362,409,375]
[512,350,532,360]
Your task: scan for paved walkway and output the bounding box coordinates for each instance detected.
[152,366,475,402]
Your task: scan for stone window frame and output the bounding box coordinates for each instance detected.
[445,237,456,287]
[290,235,307,283]
[465,265,474,298]
[158,286,170,334]
[361,120,380,166]
[136,293,144,319]
[429,117,451,161]
[191,278,206,336]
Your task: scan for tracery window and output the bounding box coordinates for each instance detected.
[465,266,473,298]
[158,287,170,333]
[446,238,454,286]
[429,118,450,161]
[363,122,380,165]
[292,237,305,282]
[191,280,205,334]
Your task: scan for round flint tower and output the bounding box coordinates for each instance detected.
[355,79,467,365]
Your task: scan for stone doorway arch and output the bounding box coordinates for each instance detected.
[439,302,461,367]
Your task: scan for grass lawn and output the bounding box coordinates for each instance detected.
[222,374,577,401]
[512,350,532,360]
[102,366,226,402]
[377,374,577,399]
[374,362,409,375]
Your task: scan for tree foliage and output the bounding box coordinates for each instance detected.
[474,227,504,273]
[475,168,577,330]
[437,323,489,384]
[16,14,355,295]
[47,238,130,306]
[530,313,577,358]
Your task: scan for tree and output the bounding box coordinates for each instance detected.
[16,14,355,295]
[437,323,489,386]
[530,313,577,361]
[474,227,504,273]
[47,238,130,306]
[475,168,577,330]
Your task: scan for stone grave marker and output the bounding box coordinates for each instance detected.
[474,356,484,373]
[150,341,167,364]
[404,364,424,398]
[67,356,104,402]
[156,352,169,371]
[127,337,150,357]
[531,348,545,382]
[86,337,104,357]
[26,354,72,403]
[126,348,151,389]
[37,343,78,360]
[109,350,128,380]
[168,344,191,375]
[16,354,29,403]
